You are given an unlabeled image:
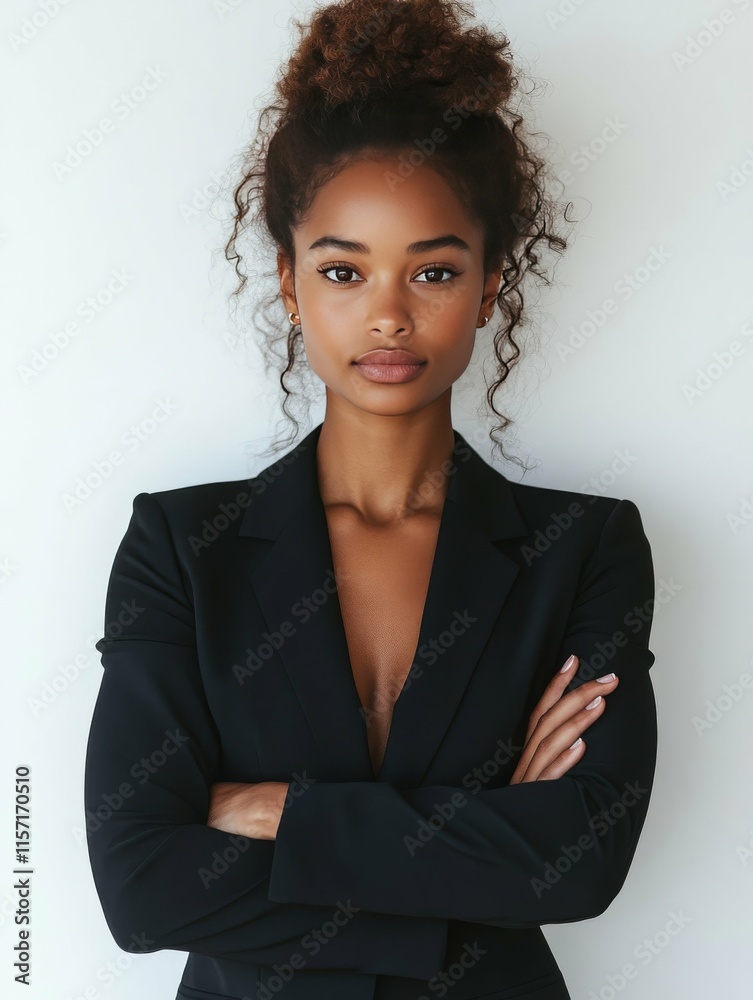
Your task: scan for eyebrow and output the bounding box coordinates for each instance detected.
[307,234,472,255]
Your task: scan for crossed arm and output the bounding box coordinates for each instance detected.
[205,644,624,840]
[85,491,657,973]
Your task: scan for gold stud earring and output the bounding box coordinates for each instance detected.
[288,311,300,326]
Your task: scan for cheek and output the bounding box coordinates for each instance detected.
[428,303,478,356]
[300,327,346,379]
[447,331,478,374]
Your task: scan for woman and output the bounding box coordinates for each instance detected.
[84,2,658,998]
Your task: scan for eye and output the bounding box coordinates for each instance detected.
[317,261,462,286]
[413,265,461,284]
[317,263,365,285]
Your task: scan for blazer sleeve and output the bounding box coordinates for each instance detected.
[84,491,448,979]
[267,498,658,927]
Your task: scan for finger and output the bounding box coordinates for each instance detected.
[523,696,609,782]
[515,686,611,782]
[527,671,619,750]
[508,734,586,785]
[524,653,580,742]
[529,737,587,782]
[515,670,619,780]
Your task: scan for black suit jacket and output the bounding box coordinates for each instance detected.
[84,421,658,1000]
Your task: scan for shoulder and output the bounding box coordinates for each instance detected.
[142,476,259,516]
[498,473,652,566]
[508,480,638,523]
[505,474,646,533]
[124,477,261,556]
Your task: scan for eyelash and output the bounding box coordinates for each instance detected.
[316,262,462,286]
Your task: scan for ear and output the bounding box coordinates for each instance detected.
[478,264,503,327]
[277,251,298,315]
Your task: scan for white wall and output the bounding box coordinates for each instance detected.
[2,1,751,997]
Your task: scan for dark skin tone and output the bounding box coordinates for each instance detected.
[207,155,619,840]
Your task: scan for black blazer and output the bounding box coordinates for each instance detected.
[84,421,658,1000]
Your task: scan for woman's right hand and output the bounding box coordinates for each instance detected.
[509,654,619,784]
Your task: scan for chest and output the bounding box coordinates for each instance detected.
[324,506,442,778]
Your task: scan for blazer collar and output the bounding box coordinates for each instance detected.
[239,422,530,786]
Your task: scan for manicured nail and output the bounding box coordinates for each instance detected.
[596,672,615,683]
[569,737,582,750]
[585,696,602,709]
[560,654,576,673]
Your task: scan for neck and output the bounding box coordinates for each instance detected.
[315,397,456,524]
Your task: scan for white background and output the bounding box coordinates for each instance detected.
[2,1,752,997]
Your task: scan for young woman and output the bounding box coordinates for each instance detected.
[84,2,658,999]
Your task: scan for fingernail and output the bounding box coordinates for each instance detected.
[569,737,582,750]
[585,695,602,709]
[560,654,576,673]
[596,672,615,683]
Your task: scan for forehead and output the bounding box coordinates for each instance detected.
[295,155,483,252]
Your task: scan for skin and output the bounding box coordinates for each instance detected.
[207,154,620,840]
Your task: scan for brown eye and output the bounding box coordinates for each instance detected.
[318,264,364,284]
[424,269,444,283]
[415,266,460,284]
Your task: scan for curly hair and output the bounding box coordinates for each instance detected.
[223,0,574,465]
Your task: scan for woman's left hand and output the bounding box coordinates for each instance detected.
[207,781,289,840]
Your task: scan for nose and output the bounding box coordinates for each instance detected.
[366,292,414,338]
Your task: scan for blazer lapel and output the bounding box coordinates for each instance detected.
[239,422,530,786]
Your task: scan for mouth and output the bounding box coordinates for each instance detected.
[352,349,427,384]
[353,349,425,365]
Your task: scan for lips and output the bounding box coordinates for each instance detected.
[353,349,425,365]
[352,349,427,384]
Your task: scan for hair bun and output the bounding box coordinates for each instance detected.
[276,0,515,119]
